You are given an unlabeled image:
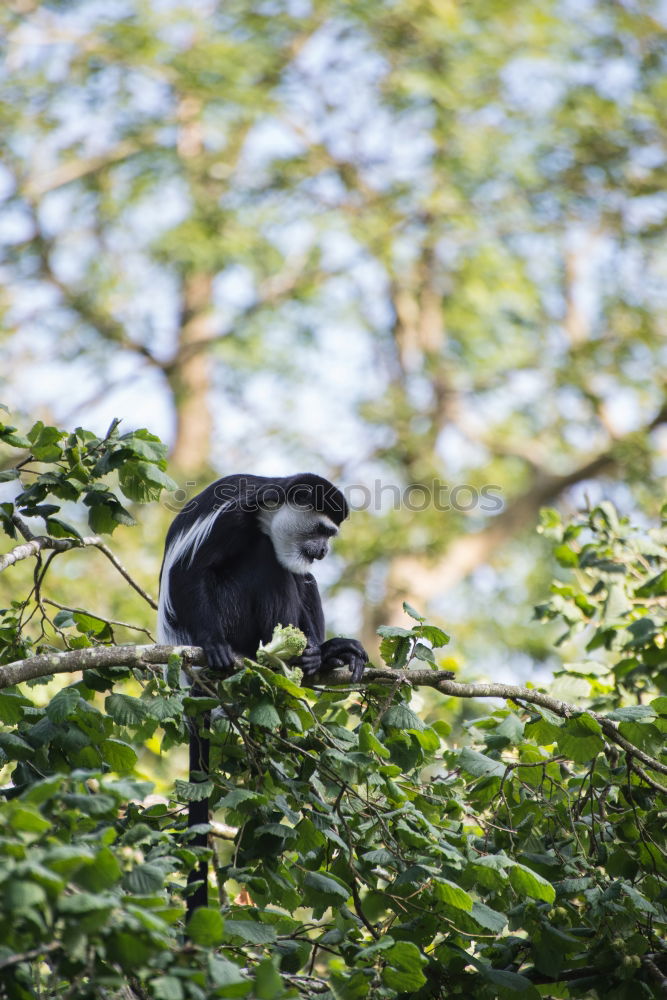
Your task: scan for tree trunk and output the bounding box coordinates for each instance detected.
[168,272,215,474]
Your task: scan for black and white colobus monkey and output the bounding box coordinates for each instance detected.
[156,473,368,913]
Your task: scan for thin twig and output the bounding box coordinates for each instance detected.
[628,758,667,796]
[0,535,82,571]
[0,941,60,970]
[42,598,155,640]
[91,541,158,609]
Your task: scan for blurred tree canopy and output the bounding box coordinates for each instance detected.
[1,0,667,661]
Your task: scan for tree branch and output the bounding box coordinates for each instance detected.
[0,942,60,972]
[22,139,141,199]
[388,398,667,603]
[0,643,204,688]
[0,534,97,572]
[1,645,665,778]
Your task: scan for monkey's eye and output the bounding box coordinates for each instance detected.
[317,523,338,538]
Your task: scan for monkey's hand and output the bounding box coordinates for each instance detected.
[201,638,236,672]
[320,637,368,683]
[295,643,322,678]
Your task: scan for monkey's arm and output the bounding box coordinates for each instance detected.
[294,574,325,676]
[163,565,237,670]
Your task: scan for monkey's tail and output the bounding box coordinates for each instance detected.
[186,707,211,918]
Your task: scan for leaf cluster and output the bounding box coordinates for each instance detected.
[0,411,177,539]
[0,410,171,664]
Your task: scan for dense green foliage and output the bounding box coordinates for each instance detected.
[0,408,175,664]
[0,418,666,998]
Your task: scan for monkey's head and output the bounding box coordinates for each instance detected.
[256,474,348,575]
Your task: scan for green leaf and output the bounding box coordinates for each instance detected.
[381,940,428,991]
[119,430,168,462]
[330,971,370,999]
[403,602,424,621]
[208,954,250,989]
[459,747,506,778]
[61,793,117,817]
[377,626,413,638]
[187,907,224,946]
[175,779,214,802]
[224,920,277,944]
[217,788,265,808]
[303,871,350,906]
[248,699,281,729]
[58,891,116,914]
[607,705,656,722]
[119,461,178,503]
[0,692,29,724]
[166,653,182,688]
[509,864,555,903]
[253,958,283,1000]
[469,901,507,933]
[635,570,667,598]
[101,738,138,772]
[73,611,109,635]
[105,693,149,725]
[21,503,59,519]
[358,722,390,757]
[142,696,183,722]
[152,976,184,1000]
[29,424,63,461]
[86,501,117,535]
[382,704,426,731]
[77,846,122,891]
[0,428,30,448]
[107,931,152,971]
[412,726,440,751]
[254,822,296,842]
[362,848,399,866]
[495,713,525,744]
[481,966,537,993]
[85,492,135,533]
[380,634,412,668]
[556,714,604,763]
[554,543,579,567]
[622,883,658,916]
[46,516,82,539]
[0,732,36,760]
[470,855,511,891]
[418,625,450,647]
[433,879,473,911]
[123,863,165,894]
[46,687,80,722]
[413,642,436,662]
[53,609,76,628]
[5,880,47,911]
[9,806,51,835]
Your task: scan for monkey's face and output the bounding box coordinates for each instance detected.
[260,504,339,575]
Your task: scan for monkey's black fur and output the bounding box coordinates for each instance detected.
[157,473,367,914]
